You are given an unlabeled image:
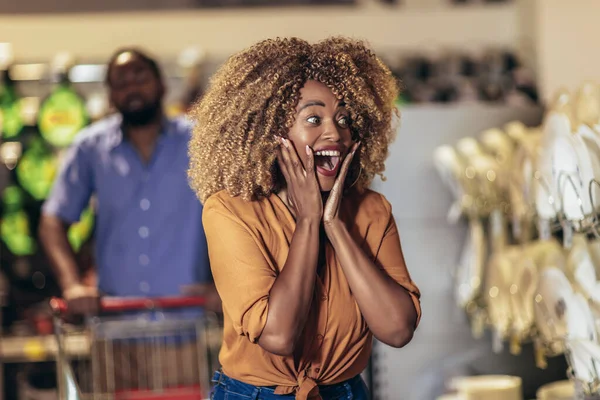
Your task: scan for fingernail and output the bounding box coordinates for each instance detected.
[305,145,311,155]
[282,138,290,148]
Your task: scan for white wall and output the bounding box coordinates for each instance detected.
[515,0,538,78]
[531,0,600,101]
[0,3,518,62]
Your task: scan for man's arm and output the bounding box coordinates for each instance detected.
[39,141,96,314]
[39,215,99,314]
[39,216,79,291]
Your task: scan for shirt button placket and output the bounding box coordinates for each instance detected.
[139,254,150,266]
[138,193,151,294]
[139,281,150,293]
[139,226,150,238]
[140,198,151,211]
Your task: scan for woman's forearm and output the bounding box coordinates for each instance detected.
[326,221,417,348]
[258,217,320,356]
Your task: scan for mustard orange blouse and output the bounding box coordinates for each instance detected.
[202,189,421,399]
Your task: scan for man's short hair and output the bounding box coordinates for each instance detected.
[105,47,162,85]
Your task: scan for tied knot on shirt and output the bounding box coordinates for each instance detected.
[274,374,321,400]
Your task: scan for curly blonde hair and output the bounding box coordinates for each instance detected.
[188,36,400,203]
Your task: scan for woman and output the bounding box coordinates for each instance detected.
[188,37,421,400]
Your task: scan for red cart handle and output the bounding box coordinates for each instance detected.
[49,296,207,314]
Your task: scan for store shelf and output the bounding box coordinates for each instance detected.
[1,334,90,363]
[370,103,544,400]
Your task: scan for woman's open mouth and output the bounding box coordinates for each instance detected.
[314,149,342,177]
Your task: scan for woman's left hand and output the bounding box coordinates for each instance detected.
[323,142,360,230]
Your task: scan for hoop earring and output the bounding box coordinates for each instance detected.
[348,165,363,189]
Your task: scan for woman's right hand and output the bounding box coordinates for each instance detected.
[277,137,323,222]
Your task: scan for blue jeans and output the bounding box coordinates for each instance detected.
[210,371,370,400]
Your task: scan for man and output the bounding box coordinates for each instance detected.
[39,48,220,313]
[39,48,220,393]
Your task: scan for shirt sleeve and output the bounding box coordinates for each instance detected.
[42,141,94,224]
[202,196,276,343]
[375,197,422,328]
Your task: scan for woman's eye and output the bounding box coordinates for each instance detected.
[338,116,350,127]
[307,116,320,124]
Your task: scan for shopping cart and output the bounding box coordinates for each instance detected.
[49,296,222,400]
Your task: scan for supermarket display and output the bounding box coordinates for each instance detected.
[0,46,97,319]
[0,49,24,141]
[37,53,88,148]
[14,138,59,202]
[434,82,600,398]
[1,185,36,256]
[393,49,538,106]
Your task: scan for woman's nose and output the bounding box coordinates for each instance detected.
[320,120,342,142]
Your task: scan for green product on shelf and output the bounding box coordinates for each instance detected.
[68,206,95,252]
[38,84,88,148]
[1,100,24,139]
[0,186,35,256]
[2,185,24,212]
[0,72,24,139]
[0,211,36,256]
[15,139,59,201]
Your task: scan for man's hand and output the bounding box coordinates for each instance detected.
[63,283,100,316]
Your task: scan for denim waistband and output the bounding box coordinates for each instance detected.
[212,370,363,398]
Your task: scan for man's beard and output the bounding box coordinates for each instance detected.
[120,101,161,126]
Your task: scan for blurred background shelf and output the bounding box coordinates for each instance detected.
[1,334,89,364]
